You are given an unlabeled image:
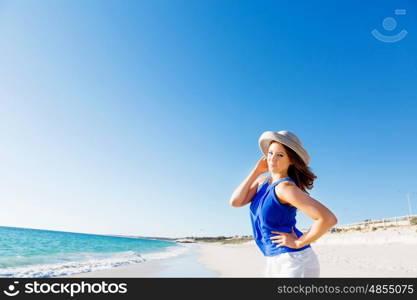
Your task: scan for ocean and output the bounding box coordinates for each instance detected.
[0,226,188,278]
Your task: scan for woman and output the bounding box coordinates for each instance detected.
[229,130,337,277]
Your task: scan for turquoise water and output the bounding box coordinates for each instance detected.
[0,226,184,277]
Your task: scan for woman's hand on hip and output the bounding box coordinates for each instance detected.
[270,228,301,249]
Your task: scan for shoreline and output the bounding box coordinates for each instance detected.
[61,243,218,278]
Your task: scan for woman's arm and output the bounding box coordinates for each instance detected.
[229,157,268,207]
[272,182,337,248]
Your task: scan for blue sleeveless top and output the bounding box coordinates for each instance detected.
[249,174,311,256]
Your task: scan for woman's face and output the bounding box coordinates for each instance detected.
[267,142,291,173]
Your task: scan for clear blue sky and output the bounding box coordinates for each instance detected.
[1,0,416,238]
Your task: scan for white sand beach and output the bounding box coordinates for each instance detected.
[196,226,417,277]
[63,226,417,278]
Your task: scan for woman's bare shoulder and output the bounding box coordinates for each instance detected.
[275,181,297,206]
[276,180,297,192]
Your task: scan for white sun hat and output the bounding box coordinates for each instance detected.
[258,130,310,165]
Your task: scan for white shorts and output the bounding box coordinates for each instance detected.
[264,247,320,278]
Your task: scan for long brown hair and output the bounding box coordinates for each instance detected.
[273,142,317,194]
